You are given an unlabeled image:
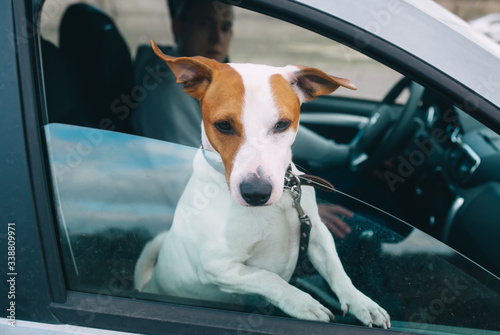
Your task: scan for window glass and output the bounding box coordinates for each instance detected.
[45,123,500,333]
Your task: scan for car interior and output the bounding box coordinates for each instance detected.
[39,0,500,332]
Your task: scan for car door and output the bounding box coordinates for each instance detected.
[3,0,500,334]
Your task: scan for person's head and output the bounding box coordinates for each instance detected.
[169,0,234,62]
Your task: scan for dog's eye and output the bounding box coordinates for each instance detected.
[274,119,291,133]
[214,121,234,134]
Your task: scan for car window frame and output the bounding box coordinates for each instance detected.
[5,0,66,324]
[17,0,500,334]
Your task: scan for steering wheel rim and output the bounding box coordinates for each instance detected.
[350,78,425,172]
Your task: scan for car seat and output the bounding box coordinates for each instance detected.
[59,3,134,133]
[41,39,92,127]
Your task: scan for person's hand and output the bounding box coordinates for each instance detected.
[318,204,354,239]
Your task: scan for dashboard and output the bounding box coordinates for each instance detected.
[385,91,500,276]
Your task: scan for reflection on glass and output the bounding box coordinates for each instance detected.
[45,124,500,333]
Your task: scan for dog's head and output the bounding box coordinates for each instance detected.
[151,40,356,206]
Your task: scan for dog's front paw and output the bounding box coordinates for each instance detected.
[280,291,334,322]
[338,289,391,329]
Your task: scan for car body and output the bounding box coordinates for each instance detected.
[1,0,500,334]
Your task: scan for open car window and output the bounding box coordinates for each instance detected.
[229,8,404,101]
[37,0,500,334]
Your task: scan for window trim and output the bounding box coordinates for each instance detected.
[13,0,67,316]
[50,291,413,335]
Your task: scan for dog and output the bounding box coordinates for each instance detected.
[134,40,391,328]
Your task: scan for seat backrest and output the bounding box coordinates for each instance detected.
[59,3,134,133]
[42,39,92,127]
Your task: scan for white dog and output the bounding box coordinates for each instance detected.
[134,40,390,328]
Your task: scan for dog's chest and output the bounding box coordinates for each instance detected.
[228,194,301,279]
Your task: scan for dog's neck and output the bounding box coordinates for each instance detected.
[200,121,216,153]
[200,121,235,176]
[200,123,226,174]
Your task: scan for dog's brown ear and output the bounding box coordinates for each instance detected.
[151,40,216,100]
[287,65,357,103]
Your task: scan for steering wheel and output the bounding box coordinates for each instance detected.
[349,78,425,172]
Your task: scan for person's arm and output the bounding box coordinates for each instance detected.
[292,125,350,167]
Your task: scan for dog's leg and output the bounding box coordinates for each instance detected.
[134,231,169,291]
[302,197,391,328]
[201,257,334,322]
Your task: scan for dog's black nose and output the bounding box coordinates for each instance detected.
[240,173,272,206]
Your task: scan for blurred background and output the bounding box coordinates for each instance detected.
[435,0,500,19]
[39,0,500,100]
[40,0,500,54]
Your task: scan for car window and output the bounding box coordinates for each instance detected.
[38,0,500,334]
[229,8,404,101]
[40,2,401,102]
